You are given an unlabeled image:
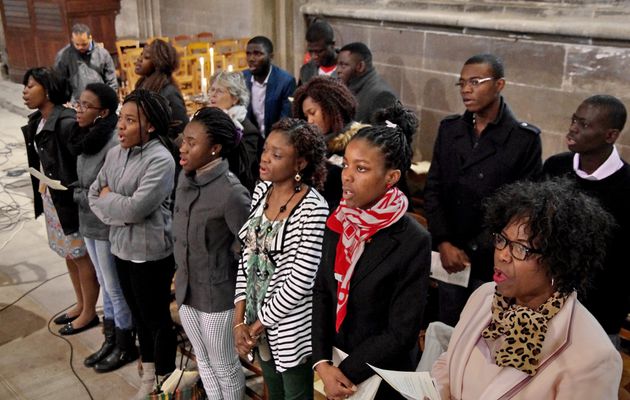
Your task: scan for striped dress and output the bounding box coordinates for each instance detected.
[235,181,329,372]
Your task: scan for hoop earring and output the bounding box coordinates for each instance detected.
[294,172,302,182]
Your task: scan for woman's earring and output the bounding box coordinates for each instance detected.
[294,172,302,192]
[211,151,216,156]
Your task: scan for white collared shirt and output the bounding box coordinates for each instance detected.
[251,66,273,134]
[573,146,624,181]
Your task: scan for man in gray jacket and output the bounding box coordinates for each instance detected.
[336,42,398,122]
[55,23,118,101]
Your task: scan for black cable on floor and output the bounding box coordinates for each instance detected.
[47,305,95,400]
[0,272,95,400]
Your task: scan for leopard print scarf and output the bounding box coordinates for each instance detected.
[481,291,567,376]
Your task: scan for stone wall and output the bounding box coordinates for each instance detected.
[158,0,274,41]
[298,1,630,162]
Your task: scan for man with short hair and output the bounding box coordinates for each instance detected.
[336,42,397,123]
[543,95,630,348]
[424,54,543,326]
[298,20,338,86]
[54,23,117,101]
[243,36,296,137]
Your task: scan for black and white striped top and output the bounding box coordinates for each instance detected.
[235,181,329,372]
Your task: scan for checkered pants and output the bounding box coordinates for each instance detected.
[178,305,245,400]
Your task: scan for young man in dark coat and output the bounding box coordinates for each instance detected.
[336,42,398,123]
[424,53,543,326]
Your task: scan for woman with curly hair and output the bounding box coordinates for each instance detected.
[313,124,431,400]
[233,118,329,399]
[293,75,359,209]
[135,39,188,140]
[431,178,622,400]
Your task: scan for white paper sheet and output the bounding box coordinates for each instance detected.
[313,347,382,400]
[368,364,442,400]
[28,167,67,191]
[429,251,470,288]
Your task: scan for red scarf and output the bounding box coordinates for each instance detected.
[326,187,408,332]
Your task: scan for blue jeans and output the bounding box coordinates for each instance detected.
[85,238,133,329]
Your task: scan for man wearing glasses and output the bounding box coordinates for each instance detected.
[543,95,630,349]
[425,53,543,327]
[54,23,118,101]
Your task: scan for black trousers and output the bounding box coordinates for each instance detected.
[115,254,176,375]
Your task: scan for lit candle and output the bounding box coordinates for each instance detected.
[227,64,233,72]
[201,77,208,98]
[199,56,205,80]
[210,47,215,76]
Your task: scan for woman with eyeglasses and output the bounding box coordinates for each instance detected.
[21,67,100,336]
[208,71,261,193]
[69,83,138,372]
[431,178,622,400]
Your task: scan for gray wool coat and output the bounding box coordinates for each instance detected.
[173,160,251,313]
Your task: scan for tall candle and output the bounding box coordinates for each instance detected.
[199,57,205,85]
[201,77,208,98]
[210,47,215,76]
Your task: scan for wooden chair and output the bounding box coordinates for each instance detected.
[146,36,170,44]
[225,51,248,71]
[195,31,214,42]
[213,39,239,55]
[115,39,140,63]
[173,34,193,47]
[175,54,198,97]
[119,47,143,96]
[236,37,250,52]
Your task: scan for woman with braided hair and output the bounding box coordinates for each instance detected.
[312,124,431,400]
[89,89,177,398]
[370,101,419,206]
[293,75,360,209]
[173,107,251,399]
[135,39,188,141]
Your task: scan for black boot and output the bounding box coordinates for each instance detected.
[84,318,116,367]
[94,327,139,373]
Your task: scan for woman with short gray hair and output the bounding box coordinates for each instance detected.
[208,71,261,192]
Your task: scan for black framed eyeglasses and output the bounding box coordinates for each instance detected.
[72,102,103,112]
[492,232,542,261]
[455,77,495,88]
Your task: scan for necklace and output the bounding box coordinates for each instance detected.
[257,183,302,233]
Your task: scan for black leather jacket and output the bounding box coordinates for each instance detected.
[22,105,80,234]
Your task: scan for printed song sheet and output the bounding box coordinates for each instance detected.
[29,167,67,191]
[368,364,442,400]
[430,251,470,288]
[314,347,382,400]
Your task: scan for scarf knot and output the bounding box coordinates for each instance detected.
[327,187,408,332]
[481,290,567,376]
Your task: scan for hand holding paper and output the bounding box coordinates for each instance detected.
[28,167,67,191]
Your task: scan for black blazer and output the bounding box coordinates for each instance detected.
[22,105,79,234]
[313,214,431,398]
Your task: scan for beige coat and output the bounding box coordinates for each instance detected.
[432,282,621,400]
